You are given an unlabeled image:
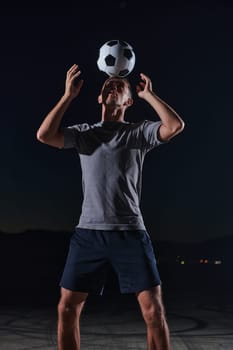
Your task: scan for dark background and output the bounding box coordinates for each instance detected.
[0,0,232,306]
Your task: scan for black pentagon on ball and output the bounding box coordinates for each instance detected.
[124,49,133,60]
[119,69,129,77]
[105,54,116,66]
[107,40,118,47]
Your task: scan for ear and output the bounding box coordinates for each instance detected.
[125,97,133,107]
[98,94,102,104]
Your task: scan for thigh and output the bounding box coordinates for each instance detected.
[60,228,110,294]
[110,230,161,293]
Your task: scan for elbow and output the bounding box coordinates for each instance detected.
[36,129,48,143]
[178,119,185,132]
[165,120,185,140]
[36,130,43,142]
[173,119,185,134]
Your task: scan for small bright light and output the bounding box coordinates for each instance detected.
[200,259,204,264]
[214,260,222,265]
[204,259,208,264]
[180,260,185,265]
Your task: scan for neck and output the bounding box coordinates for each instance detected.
[101,105,125,122]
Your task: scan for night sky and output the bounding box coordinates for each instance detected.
[0,1,232,242]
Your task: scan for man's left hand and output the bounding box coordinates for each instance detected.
[136,73,153,99]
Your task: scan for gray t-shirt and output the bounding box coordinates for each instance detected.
[63,120,166,230]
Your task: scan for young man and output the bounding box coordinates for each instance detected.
[36,64,185,350]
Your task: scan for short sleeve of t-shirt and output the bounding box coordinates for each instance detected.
[62,124,88,149]
[141,120,168,152]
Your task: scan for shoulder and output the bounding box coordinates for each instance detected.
[124,120,145,130]
[131,120,162,134]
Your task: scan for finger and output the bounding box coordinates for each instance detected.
[140,72,148,79]
[140,73,146,81]
[68,63,78,71]
[70,70,82,82]
[140,74,151,85]
[67,64,79,76]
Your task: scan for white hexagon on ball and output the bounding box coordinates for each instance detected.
[97,40,136,78]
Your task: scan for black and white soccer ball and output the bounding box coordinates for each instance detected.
[97,40,136,78]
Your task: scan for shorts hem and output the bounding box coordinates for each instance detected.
[59,283,90,294]
[119,281,161,294]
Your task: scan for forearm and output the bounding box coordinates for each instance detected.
[144,91,184,131]
[36,95,73,141]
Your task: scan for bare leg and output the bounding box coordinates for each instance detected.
[57,287,88,350]
[136,285,170,350]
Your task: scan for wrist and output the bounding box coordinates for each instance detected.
[142,90,156,102]
[61,94,74,104]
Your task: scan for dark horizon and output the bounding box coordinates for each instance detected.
[1,226,232,244]
[1,227,233,249]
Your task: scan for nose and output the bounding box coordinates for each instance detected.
[111,86,116,91]
[109,87,117,94]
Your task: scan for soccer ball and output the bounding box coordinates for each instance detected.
[97,40,136,78]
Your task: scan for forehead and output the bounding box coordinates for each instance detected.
[102,77,129,88]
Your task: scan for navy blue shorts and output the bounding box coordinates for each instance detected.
[60,228,161,295]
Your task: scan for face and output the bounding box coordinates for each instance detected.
[99,77,132,106]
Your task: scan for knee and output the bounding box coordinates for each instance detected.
[58,298,82,322]
[143,302,166,329]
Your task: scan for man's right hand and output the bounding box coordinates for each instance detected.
[64,64,84,100]
[36,64,84,149]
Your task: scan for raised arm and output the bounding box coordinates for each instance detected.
[36,64,84,148]
[136,73,185,142]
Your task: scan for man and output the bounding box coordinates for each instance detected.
[36,63,185,350]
